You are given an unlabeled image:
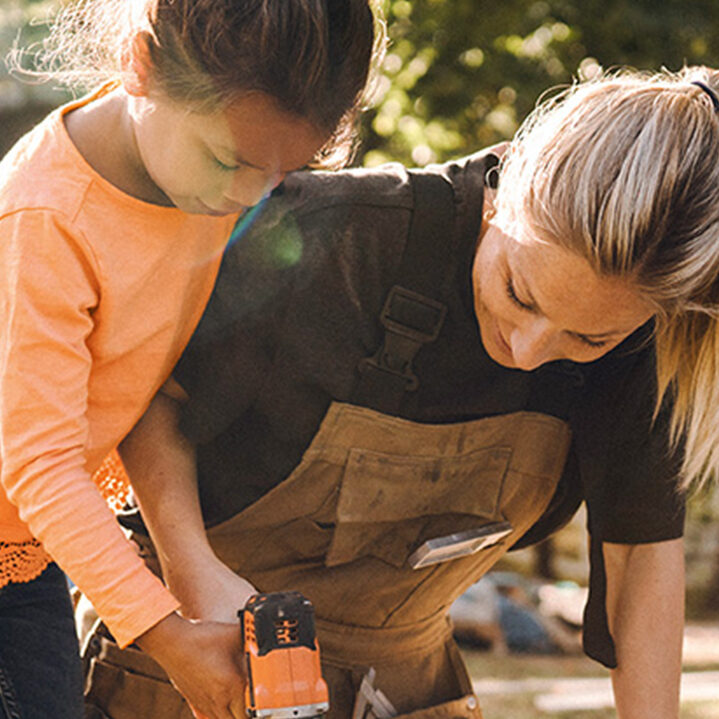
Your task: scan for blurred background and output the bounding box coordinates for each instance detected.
[3,1,719,716]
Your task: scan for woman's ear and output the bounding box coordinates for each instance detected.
[122,31,154,97]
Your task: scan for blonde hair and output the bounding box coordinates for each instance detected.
[495,66,719,490]
[10,0,387,168]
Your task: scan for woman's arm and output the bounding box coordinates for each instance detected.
[605,538,684,719]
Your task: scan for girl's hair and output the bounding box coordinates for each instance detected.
[494,66,719,491]
[14,0,386,168]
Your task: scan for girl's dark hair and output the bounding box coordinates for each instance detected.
[14,0,386,167]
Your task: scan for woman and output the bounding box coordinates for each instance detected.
[84,67,719,719]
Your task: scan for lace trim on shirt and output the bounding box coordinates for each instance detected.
[93,450,132,512]
[0,451,131,586]
[0,538,52,587]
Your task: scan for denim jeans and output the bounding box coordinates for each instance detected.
[0,563,84,719]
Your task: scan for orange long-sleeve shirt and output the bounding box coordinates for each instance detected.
[0,90,237,646]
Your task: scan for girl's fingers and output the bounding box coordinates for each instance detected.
[230,697,247,718]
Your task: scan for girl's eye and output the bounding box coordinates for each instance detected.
[505,277,534,311]
[214,157,240,172]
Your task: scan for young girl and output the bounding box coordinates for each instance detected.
[0,1,383,717]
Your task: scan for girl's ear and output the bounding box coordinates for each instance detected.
[122,31,153,97]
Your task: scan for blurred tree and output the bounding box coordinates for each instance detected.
[0,0,70,155]
[3,0,719,609]
[361,0,719,166]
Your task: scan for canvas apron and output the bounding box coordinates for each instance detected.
[83,401,570,719]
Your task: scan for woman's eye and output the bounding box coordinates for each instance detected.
[576,335,608,349]
[505,277,533,311]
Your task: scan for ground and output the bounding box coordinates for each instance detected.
[463,621,719,718]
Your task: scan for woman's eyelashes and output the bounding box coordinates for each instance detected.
[505,275,608,349]
[574,334,608,349]
[505,276,534,311]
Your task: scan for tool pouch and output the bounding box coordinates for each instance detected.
[83,630,193,719]
[386,694,482,719]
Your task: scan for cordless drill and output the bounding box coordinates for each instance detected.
[241,591,330,719]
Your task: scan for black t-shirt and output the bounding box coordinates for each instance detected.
[173,150,685,666]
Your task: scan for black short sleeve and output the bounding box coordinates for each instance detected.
[576,334,686,544]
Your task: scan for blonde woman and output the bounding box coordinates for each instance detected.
[89,67,719,719]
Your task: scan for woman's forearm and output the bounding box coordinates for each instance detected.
[605,538,684,719]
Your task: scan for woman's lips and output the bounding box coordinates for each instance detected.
[494,321,513,357]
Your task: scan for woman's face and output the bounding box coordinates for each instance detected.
[472,214,655,371]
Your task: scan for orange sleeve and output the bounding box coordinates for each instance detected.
[0,210,179,647]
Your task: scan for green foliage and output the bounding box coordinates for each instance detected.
[6,0,719,164]
[361,0,719,166]
[0,0,69,108]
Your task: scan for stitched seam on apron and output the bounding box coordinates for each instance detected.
[505,468,568,481]
[0,663,23,719]
[382,564,445,626]
[332,404,568,431]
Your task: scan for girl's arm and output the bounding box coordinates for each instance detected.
[121,382,257,718]
[119,380,257,622]
[0,210,180,645]
[605,538,684,719]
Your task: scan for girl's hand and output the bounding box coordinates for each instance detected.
[162,553,257,624]
[137,612,247,719]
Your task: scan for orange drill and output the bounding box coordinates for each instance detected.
[241,591,329,719]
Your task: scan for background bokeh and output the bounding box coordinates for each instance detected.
[3,3,719,715]
[4,0,719,613]
[6,0,719,164]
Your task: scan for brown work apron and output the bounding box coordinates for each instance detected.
[83,402,570,719]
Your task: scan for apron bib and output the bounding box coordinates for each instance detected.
[208,402,570,719]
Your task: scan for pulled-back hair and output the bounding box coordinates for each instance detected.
[494,66,719,490]
[13,0,386,167]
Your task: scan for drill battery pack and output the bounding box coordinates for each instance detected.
[241,591,329,719]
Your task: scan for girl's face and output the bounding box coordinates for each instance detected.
[472,210,655,371]
[128,90,327,215]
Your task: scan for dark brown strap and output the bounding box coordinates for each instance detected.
[353,171,454,414]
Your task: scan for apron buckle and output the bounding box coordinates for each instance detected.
[358,286,447,393]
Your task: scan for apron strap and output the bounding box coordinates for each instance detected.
[353,171,455,414]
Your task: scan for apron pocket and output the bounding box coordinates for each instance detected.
[390,694,483,719]
[325,446,511,567]
[84,640,191,719]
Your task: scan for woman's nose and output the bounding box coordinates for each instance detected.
[509,318,557,370]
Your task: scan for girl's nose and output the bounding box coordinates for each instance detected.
[226,170,285,208]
